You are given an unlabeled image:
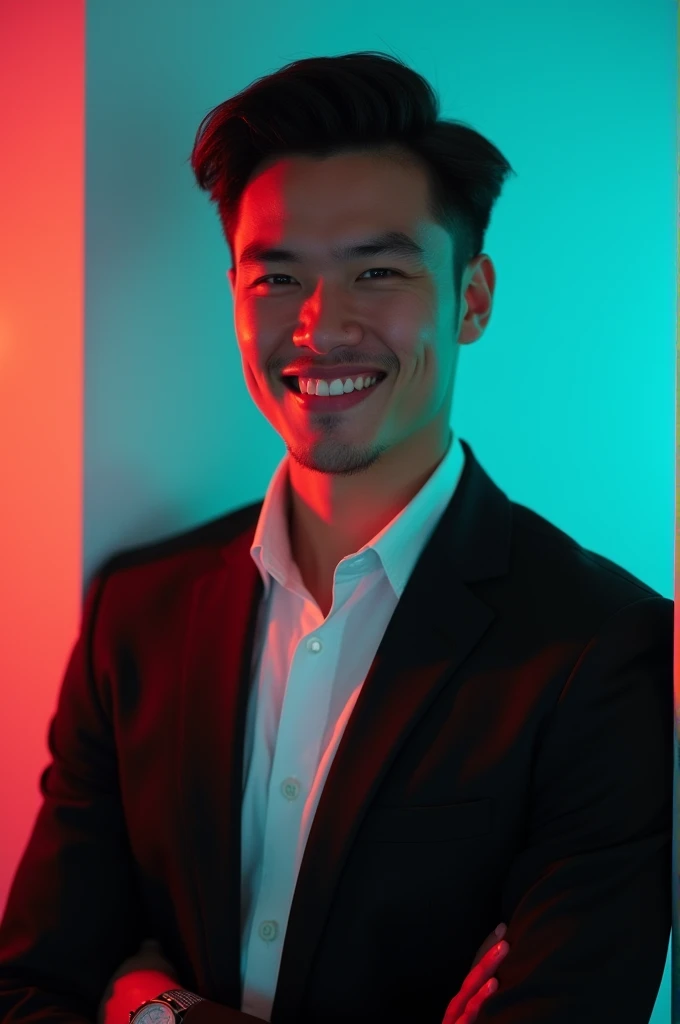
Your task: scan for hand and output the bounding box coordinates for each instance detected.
[441,922,510,1024]
[98,939,181,1024]
[100,969,180,1024]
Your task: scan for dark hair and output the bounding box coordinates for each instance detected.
[189,51,517,293]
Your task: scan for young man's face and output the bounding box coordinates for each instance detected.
[227,147,494,477]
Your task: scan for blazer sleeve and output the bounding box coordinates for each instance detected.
[0,569,274,1024]
[475,595,673,1024]
[0,567,148,1023]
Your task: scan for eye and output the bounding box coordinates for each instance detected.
[358,268,401,280]
[251,268,402,288]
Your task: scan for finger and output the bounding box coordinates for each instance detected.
[442,943,507,1021]
[462,970,499,1019]
[447,940,509,1018]
[470,923,507,968]
[460,977,499,1022]
[468,940,509,994]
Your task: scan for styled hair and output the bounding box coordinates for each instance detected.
[189,51,517,293]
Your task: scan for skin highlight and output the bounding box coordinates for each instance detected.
[227,146,496,616]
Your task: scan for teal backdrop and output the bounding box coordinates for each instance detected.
[85,2,677,1020]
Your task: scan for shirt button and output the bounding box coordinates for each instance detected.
[306,637,323,653]
[280,777,301,801]
[258,920,279,942]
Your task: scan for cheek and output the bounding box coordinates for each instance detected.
[392,329,438,385]
[389,340,452,424]
[385,298,437,366]
[233,343,271,421]
[233,302,257,342]
[236,325,270,390]
[241,359,259,398]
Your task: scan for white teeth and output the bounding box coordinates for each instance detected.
[298,374,378,396]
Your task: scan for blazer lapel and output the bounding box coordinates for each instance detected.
[177,525,264,1007]
[271,441,512,1021]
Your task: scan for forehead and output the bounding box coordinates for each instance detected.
[234,149,442,253]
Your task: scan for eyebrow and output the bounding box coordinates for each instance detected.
[238,230,427,268]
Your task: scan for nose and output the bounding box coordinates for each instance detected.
[292,286,362,353]
[293,322,362,353]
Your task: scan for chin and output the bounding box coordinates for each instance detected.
[287,438,389,476]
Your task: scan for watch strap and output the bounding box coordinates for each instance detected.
[158,990,205,1013]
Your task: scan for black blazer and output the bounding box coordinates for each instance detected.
[0,440,672,1024]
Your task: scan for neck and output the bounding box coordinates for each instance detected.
[287,424,453,599]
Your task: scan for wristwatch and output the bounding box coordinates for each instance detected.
[129,988,205,1024]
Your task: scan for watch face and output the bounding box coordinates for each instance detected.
[135,1003,175,1024]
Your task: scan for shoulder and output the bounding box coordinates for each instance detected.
[506,500,670,632]
[87,500,263,605]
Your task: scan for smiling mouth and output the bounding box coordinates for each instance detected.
[281,372,387,395]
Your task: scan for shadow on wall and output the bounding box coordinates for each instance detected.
[84,459,205,591]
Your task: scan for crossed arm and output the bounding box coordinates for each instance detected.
[97,928,510,1024]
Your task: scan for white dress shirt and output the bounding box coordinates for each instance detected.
[240,431,465,1021]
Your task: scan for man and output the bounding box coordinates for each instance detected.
[0,52,672,1024]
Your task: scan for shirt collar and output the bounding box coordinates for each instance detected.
[250,430,466,601]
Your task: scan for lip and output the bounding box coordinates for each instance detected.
[284,375,386,412]
[281,366,385,380]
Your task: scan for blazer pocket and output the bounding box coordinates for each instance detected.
[358,798,492,843]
